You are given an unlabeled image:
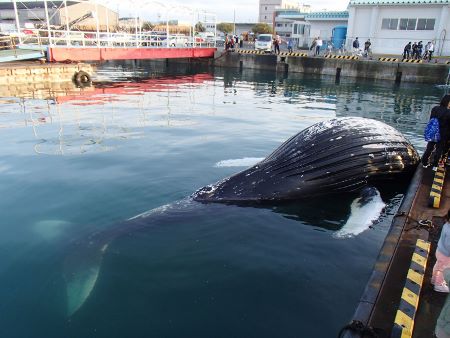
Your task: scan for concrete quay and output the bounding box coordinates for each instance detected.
[0,61,95,85]
[214,51,450,84]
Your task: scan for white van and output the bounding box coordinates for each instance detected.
[255,34,273,52]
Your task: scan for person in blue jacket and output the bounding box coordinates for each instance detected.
[422,95,450,168]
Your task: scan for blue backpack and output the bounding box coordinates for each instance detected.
[424,117,440,142]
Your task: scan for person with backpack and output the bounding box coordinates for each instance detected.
[422,95,450,168]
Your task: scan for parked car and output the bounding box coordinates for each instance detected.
[168,34,189,47]
[255,34,273,52]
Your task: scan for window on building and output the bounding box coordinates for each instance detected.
[265,6,267,10]
[293,24,298,33]
[399,18,417,30]
[417,18,435,30]
[381,18,398,30]
[264,16,267,19]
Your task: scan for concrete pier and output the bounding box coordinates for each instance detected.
[0,62,95,85]
[214,51,450,84]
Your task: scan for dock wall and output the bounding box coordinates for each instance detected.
[0,63,95,85]
[214,51,450,84]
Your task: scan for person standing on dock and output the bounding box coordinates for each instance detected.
[352,37,360,55]
[287,38,294,53]
[435,267,450,337]
[403,42,412,59]
[432,210,450,293]
[364,39,371,58]
[315,37,323,56]
[427,41,435,62]
[273,36,280,54]
[421,95,450,168]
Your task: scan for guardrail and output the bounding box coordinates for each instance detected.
[13,29,217,49]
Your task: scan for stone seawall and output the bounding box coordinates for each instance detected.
[214,51,450,84]
[0,62,95,85]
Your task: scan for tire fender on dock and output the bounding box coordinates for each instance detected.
[73,70,92,87]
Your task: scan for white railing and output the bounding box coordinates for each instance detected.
[16,29,217,49]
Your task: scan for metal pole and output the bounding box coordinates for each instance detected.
[63,0,70,46]
[94,2,100,47]
[214,14,217,48]
[233,8,235,36]
[12,0,22,44]
[44,0,52,46]
[134,11,138,47]
[105,6,110,46]
[166,10,169,48]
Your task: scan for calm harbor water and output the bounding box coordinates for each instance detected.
[0,61,446,337]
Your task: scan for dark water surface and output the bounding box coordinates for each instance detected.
[0,61,446,337]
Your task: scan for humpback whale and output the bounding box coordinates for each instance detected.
[193,117,419,202]
[64,117,419,316]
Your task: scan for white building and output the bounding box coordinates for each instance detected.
[275,9,348,49]
[347,0,450,55]
[305,11,349,41]
[259,0,310,24]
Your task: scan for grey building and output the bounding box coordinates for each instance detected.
[0,1,118,31]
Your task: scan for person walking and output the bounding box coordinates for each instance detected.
[432,210,450,293]
[403,42,412,59]
[315,36,322,56]
[422,95,450,168]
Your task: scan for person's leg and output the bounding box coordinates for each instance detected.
[432,251,448,286]
[429,51,433,61]
[422,142,437,166]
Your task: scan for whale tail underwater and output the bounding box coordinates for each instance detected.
[64,117,419,316]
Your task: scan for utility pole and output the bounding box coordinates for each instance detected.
[233,9,236,36]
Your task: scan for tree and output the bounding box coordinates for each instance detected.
[142,21,154,31]
[251,23,273,35]
[217,22,234,34]
[195,22,206,32]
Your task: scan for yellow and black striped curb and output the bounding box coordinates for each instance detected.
[238,50,266,55]
[278,52,307,57]
[379,57,399,62]
[429,166,445,208]
[391,239,430,338]
[324,55,359,60]
[403,59,423,63]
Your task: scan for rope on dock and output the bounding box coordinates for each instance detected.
[391,239,431,338]
[429,166,445,208]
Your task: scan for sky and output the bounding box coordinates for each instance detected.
[0,0,350,23]
[102,0,350,23]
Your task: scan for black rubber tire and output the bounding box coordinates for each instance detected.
[74,71,91,86]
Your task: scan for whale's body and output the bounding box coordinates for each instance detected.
[64,117,419,316]
[193,117,419,202]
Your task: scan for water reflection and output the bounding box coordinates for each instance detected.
[1,61,446,157]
